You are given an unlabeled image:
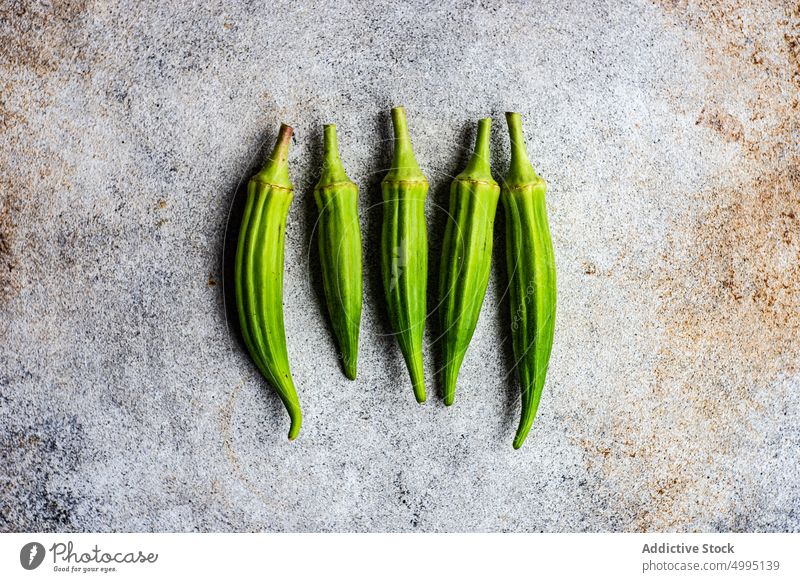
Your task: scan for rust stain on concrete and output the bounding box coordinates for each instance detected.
[695,105,744,143]
[0,2,93,304]
[575,0,800,531]
[0,179,20,303]
[0,0,90,75]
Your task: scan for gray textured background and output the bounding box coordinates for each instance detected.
[1,0,799,532]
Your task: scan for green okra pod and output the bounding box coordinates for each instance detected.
[381,106,428,403]
[313,125,363,380]
[234,124,302,440]
[502,112,556,449]
[439,118,500,405]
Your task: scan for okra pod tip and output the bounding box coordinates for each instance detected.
[288,409,301,441]
[504,112,541,188]
[254,123,294,188]
[317,124,349,186]
[457,117,494,182]
[385,106,426,182]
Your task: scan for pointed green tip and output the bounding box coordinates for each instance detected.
[442,366,458,406]
[408,352,426,403]
[391,106,407,131]
[254,123,294,188]
[285,402,303,441]
[317,124,350,187]
[391,106,414,146]
[512,428,529,449]
[504,112,540,187]
[386,106,424,181]
[458,117,495,182]
[287,410,302,441]
[343,353,357,381]
[323,124,339,159]
[476,117,492,154]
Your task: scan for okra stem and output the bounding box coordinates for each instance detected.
[505,112,539,186]
[254,124,293,188]
[460,117,492,178]
[388,107,424,180]
[321,125,347,180]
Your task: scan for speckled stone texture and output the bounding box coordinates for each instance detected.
[1,0,799,532]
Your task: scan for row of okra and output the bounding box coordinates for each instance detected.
[234,107,555,449]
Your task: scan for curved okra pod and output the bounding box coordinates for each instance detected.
[313,125,363,380]
[502,112,556,449]
[381,107,428,403]
[439,118,500,405]
[234,124,302,440]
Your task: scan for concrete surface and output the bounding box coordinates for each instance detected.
[1,0,799,532]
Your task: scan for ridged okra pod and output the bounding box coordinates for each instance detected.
[381,107,428,403]
[439,118,500,405]
[234,124,302,440]
[313,125,363,380]
[502,112,556,449]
